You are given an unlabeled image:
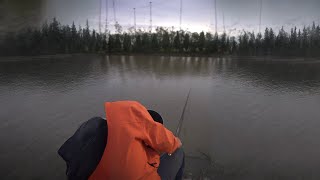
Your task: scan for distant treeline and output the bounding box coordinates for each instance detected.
[1,18,320,57]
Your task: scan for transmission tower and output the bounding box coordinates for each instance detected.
[149,2,152,32]
[105,0,108,34]
[99,0,102,33]
[179,0,182,30]
[133,8,136,31]
[214,0,217,33]
[259,0,262,33]
[222,12,225,33]
[113,0,117,24]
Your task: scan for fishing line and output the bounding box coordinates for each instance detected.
[175,88,191,137]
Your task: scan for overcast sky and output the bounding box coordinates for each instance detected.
[44,0,320,34]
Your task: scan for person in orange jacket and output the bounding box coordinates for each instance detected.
[59,101,185,180]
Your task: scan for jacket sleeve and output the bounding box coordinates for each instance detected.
[142,117,180,154]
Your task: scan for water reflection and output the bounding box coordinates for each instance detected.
[1,55,320,179]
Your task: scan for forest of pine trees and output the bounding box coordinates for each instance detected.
[0,18,320,57]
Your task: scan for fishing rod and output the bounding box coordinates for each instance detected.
[172,88,220,175]
[168,88,191,156]
[175,88,191,138]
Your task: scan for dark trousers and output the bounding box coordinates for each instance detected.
[157,148,185,180]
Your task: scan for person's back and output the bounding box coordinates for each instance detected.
[59,101,184,180]
[90,101,181,179]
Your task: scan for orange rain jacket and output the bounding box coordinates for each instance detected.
[89,101,181,180]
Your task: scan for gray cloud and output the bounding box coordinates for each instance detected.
[43,0,320,33]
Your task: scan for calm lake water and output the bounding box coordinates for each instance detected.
[0,55,320,180]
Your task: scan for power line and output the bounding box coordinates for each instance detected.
[152,0,169,7]
[135,4,149,9]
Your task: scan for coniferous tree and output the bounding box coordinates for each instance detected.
[269,28,275,54]
[230,36,237,54]
[141,33,151,52]
[41,21,49,54]
[248,32,256,55]
[212,33,219,54]
[162,31,170,52]
[123,33,131,52]
[275,27,288,55]
[90,29,97,52]
[239,31,249,55]
[302,26,308,55]
[83,20,90,52]
[290,27,298,54]
[183,33,190,52]
[114,34,122,52]
[316,25,320,56]
[220,32,228,54]
[256,32,263,55]
[310,22,316,52]
[190,32,199,52]
[151,33,159,52]
[48,18,61,53]
[205,32,213,53]
[102,34,107,51]
[108,34,115,52]
[225,36,230,54]
[95,33,102,52]
[198,31,205,52]
[134,34,142,52]
[173,31,181,52]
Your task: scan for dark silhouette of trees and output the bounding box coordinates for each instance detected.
[230,36,237,54]
[162,30,170,52]
[198,31,205,52]
[173,31,181,52]
[123,33,132,52]
[220,32,228,54]
[183,33,190,52]
[190,32,199,53]
[114,34,122,52]
[204,32,212,53]
[133,34,142,52]
[212,33,219,54]
[0,18,319,57]
[151,33,159,52]
[141,33,151,52]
